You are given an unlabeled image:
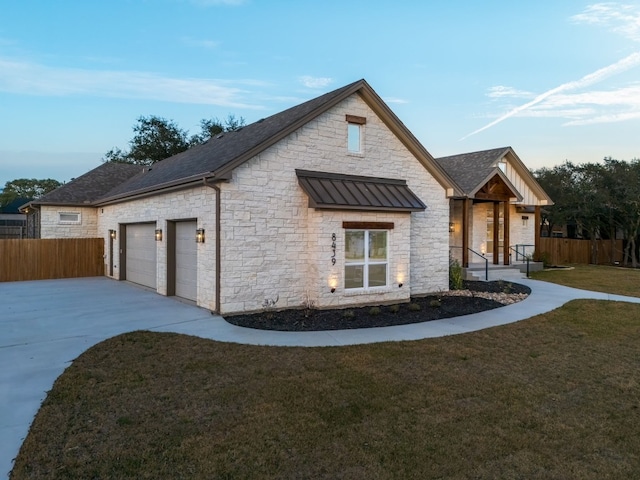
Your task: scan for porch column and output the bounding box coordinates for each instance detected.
[503,202,510,265]
[462,198,470,267]
[493,202,500,264]
[535,205,541,260]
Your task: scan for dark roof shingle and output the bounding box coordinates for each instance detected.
[33,162,144,205]
[435,147,510,195]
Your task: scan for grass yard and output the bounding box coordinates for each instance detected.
[530,264,640,297]
[11,300,640,479]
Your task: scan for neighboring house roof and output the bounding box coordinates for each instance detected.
[22,162,143,210]
[96,79,460,205]
[1,198,31,214]
[435,146,553,204]
[296,169,426,212]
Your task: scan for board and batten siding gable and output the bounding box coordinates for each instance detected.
[502,154,546,206]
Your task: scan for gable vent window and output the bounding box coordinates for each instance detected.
[58,212,81,224]
[346,114,366,154]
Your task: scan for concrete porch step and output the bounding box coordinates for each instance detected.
[463,262,543,282]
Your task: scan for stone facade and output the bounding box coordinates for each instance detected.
[97,186,218,311]
[39,91,451,315]
[39,206,98,238]
[217,95,449,314]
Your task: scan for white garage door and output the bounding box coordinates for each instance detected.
[175,221,197,301]
[126,224,157,289]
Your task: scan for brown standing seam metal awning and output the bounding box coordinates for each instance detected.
[295,169,426,212]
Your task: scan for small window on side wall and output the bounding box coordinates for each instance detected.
[346,114,366,154]
[58,212,81,224]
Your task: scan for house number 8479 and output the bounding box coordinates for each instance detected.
[331,233,336,265]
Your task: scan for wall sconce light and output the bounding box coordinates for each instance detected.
[398,283,403,288]
[155,229,163,241]
[109,229,116,240]
[196,228,205,243]
[449,222,455,233]
[330,287,336,293]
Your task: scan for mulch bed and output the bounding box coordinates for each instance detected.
[226,280,531,332]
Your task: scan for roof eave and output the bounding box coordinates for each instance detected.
[95,172,226,206]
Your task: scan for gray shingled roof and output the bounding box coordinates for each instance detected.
[434,147,510,195]
[99,80,368,202]
[32,162,144,205]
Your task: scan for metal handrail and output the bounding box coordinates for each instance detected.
[509,244,535,262]
[467,248,489,281]
[451,246,489,281]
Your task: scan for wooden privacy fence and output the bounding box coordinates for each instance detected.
[0,238,104,282]
[538,238,623,266]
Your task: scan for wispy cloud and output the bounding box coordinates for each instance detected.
[298,76,333,89]
[571,2,640,42]
[462,4,640,140]
[462,52,640,139]
[384,97,409,104]
[0,57,264,108]
[486,86,534,99]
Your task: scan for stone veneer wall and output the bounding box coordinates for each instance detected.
[218,94,449,314]
[39,206,98,238]
[97,186,217,311]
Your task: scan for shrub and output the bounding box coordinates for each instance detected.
[429,299,442,308]
[388,304,400,314]
[449,257,464,290]
[369,306,381,316]
[342,310,355,319]
[408,302,421,312]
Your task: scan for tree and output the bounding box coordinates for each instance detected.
[0,178,62,207]
[104,116,190,166]
[104,114,246,166]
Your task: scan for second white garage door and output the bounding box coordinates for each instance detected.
[175,221,197,301]
[126,223,157,289]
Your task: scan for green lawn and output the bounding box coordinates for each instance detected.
[12,299,640,479]
[530,264,640,297]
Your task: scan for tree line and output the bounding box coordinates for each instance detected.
[534,158,640,267]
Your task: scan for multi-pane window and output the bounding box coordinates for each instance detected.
[345,230,388,289]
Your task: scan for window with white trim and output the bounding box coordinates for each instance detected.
[58,212,81,224]
[346,114,366,154]
[347,124,361,153]
[345,230,388,289]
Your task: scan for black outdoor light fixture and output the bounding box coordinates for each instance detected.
[155,229,163,241]
[196,228,205,243]
[109,229,116,240]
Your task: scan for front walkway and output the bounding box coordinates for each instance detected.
[2,276,640,478]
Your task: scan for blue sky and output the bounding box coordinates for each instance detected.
[1,1,639,186]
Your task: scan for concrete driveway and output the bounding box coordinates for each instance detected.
[0,277,219,478]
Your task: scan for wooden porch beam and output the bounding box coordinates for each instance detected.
[535,205,541,261]
[493,202,499,264]
[504,202,510,265]
[462,198,470,267]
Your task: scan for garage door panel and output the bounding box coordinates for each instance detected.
[126,224,157,289]
[175,221,197,301]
